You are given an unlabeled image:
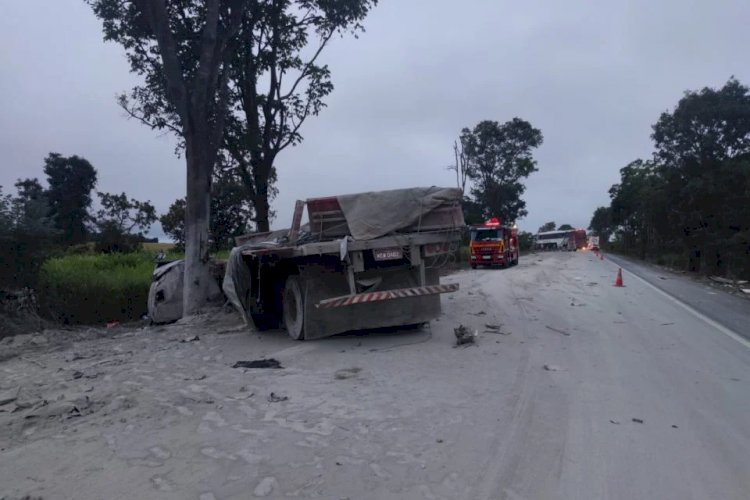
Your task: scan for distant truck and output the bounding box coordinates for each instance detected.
[572,229,588,250]
[220,187,464,340]
[469,218,519,268]
[589,235,600,251]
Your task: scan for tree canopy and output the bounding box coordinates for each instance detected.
[43,153,97,244]
[161,166,253,251]
[592,78,750,276]
[538,221,556,233]
[459,118,543,224]
[224,0,377,231]
[89,0,251,314]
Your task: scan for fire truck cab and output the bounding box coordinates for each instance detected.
[469,218,519,269]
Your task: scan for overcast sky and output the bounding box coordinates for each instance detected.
[2,0,749,239]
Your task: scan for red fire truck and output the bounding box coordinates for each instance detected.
[469,218,519,269]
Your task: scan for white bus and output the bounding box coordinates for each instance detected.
[534,230,573,251]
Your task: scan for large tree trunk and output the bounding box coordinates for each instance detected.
[183,136,213,316]
[253,159,273,232]
[254,194,271,232]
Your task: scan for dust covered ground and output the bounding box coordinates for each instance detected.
[1,252,749,500]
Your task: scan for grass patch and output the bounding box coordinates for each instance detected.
[38,253,154,325]
[143,242,176,252]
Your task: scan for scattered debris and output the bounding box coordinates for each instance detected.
[632,418,644,424]
[710,276,737,285]
[671,425,678,429]
[659,276,667,280]
[436,439,444,443]
[543,364,559,372]
[454,325,476,346]
[180,335,200,343]
[483,323,511,335]
[609,419,620,425]
[545,325,571,336]
[471,311,487,316]
[586,282,598,286]
[0,387,20,406]
[334,367,362,380]
[661,322,674,326]
[72,371,84,379]
[20,356,46,368]
[106,321,120,329]
[233,359,283,369]
[742,288,750,294]
[267,392,288,403]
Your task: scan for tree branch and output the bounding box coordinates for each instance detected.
[119,99,182,135]
[281,29,334,101]
[133,0,189,127]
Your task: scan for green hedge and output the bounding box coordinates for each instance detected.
[38,253,153,325]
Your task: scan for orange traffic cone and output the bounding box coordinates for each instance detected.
[614,268,624,287]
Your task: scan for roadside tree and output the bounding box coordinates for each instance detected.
[460,118,543,223]
[90,0,248,314]
[43,153,97,245]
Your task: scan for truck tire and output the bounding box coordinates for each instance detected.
[283,276,305,340]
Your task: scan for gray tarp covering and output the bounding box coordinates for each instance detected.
[336,186,462,240]
[223,248,253,325]
[222,229,290,326]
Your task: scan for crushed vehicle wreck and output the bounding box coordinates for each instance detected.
[223,187,464,340]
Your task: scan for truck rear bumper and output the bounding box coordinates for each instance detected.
[316,283,459,309]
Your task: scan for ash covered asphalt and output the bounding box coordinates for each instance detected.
[1,251,749,500]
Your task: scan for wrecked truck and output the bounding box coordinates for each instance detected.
[222,187,464,340]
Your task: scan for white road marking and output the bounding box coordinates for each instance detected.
[622,266,750,350]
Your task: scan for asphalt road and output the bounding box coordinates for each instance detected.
[1,251,749,499]
[455,251,750,500]
[605,252,750,342]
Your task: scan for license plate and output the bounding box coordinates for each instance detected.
[374,247,403,261]
[482,255,492,260]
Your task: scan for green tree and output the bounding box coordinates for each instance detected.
[557,224,573,231]
[160,198,186,251]
[89,0,248,315]
[15,178,45,204]
[0,185,59,287]
[517,231,535,252]
[460,118,543,223]
[43,153,97,244]
[224,0,377,232]
[96,192,157,235]
[651,78,750,274]
[538,221,556,233]
[160,168,253,251]
[94,192,157,253]
[588,206,612,246]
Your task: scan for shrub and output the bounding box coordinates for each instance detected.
[38,253,153,324]
[93,221,143,254]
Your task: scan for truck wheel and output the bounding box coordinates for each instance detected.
[283,276,305,340]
